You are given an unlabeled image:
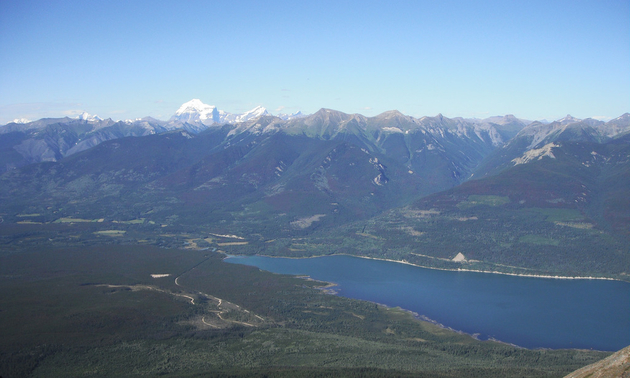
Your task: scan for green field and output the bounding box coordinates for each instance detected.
[456,195,511,209]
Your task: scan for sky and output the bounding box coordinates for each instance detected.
[1,0,628,124]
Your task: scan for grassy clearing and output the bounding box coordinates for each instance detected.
[93,230,126,236]
[113,218,145,224]
[291,214,327,229]
[457,195,510,209]
[528,208,584,222]
[356,232,380,239]
[555,221,594,229]
[54,217,97,223]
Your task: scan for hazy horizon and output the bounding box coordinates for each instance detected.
[3,97,627,125]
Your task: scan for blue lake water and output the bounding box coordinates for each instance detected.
[226,254,630,351]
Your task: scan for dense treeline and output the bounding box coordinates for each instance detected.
[0,245,611,377]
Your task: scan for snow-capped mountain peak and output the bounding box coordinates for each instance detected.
[235,106,269,123]
[171,99,218,125]
[78,112,102,122]
[175,99,215,116]
[169,99,312,128]
[277,111,307,121]
[556,114,581,125]
[12,118,31,124]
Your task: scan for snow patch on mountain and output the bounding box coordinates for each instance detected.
[382,126,403,133]
[512,143,558,166]
[556,114,581,126]
[277,111,307,120]
[124,118,143,123]
[12,118,31,124]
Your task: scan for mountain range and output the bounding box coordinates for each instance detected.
[1,100,629,279]
[0,99,532,173]
[0,100,309,172]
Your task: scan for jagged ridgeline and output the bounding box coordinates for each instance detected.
[0,105,511,221]
[1,102,629,279]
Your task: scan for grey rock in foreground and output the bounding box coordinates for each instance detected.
[564,345,630,378]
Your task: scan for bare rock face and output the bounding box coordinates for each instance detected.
[564,345,630,378]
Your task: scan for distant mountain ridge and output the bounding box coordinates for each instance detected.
[0,103,543,231]
[473,113,630,178]
[0,100,628,279]
[1,99,628,178]
[1,99,627,176]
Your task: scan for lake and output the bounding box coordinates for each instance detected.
[226,254,630,351]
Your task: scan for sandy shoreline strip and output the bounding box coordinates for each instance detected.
[356,255,618,281]
[225,253,618,281]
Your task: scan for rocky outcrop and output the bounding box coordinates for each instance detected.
[564,345,630,378]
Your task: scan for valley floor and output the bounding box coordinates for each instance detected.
[0,243,615,377]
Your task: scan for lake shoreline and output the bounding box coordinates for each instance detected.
[224,253,627,352]
[356,255,619,281]
[224,252,619,281]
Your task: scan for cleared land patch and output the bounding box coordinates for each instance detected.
[93,230,126,236]
[291,214,326,229]
[457,195,510,209]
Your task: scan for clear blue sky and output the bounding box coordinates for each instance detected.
[1,0,628,124]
